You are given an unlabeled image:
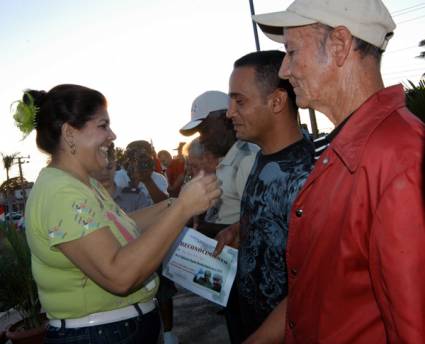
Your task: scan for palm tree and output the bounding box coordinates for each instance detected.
[115,146,125,169]
[1,153,18,181]
[405,80,425,123]
[417,39,425,59]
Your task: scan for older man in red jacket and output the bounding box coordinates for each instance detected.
[247,0,425,343]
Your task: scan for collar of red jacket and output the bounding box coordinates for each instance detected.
[330,84,405,173]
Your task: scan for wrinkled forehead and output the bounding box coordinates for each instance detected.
[283,26,298,45]
[283,25,320,45]
[283,25,304,38]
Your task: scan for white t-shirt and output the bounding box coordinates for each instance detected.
[114,168,131,188]
[205,140,258,225]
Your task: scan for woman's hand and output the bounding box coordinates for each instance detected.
[176,171,221,218]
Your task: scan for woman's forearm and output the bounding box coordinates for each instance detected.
[59,198,190,295]
[112,198,190,291]
[58,173,220,295]
[129,198,174,230]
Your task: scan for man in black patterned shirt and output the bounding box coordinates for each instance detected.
[214,50,314,342]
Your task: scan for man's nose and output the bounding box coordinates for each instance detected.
[226,100,236,119]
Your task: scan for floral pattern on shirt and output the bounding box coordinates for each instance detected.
[237,138,314,334]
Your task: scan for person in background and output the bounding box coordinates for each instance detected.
[158,150,172,175]
[182,137,218,234]
[97,144,178,343]
[113,158,130,188]
[180,91,258,236]
[0,205,5,222]
[16,84,220,344]
[214,50,314,342]
[115,140,164,190]
[183,137,218,179]
[253,0,425,342]
[95,145,152,214]
[182,138,203,179]
[172,142,185,159]
[183,138,219,180]
[150,143,163,174]
[91,143,119,195]
[126,144,181,344]
[180,91,258,343]
[126,140,169,205]
[158,147,186,198]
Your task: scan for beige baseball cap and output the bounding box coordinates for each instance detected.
[180,90,229,136]
[253,0,396,51]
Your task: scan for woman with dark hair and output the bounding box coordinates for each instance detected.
[13,84,220,344]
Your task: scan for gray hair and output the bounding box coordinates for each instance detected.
[183,137,205,159]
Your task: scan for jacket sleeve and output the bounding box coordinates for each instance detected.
[369,164,425,342]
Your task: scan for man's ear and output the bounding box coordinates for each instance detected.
[329,26,353,67]
[270,89,288,114]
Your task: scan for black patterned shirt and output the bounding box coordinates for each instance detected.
[237,137,314,338]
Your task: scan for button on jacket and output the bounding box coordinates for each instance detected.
[285,85,425,343]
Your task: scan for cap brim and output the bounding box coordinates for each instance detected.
[253,11,316,43]
[179,119,202,136]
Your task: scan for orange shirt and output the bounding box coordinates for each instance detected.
[166,158,185,194]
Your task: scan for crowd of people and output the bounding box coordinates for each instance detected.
[10,0,425,343]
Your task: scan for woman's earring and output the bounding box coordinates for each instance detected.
[70,142,76,155]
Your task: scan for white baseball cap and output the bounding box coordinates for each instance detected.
[180,91,229,136]
[253,0,396,51]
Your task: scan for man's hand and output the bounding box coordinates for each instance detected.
[213,223,240,256]
[243,298,287,344]
[139,170,152,182]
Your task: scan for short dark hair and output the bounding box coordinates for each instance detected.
[125,140,155,168]
[233,50,298,112]
[126,140,154,157]
[25,84,106,155]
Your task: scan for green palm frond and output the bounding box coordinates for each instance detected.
[0,222,42,329]
[1,152,19,180]
[404,80,425,122]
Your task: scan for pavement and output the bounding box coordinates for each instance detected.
[173,287,230,343]
[0,286,231,344]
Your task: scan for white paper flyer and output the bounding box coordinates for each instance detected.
[162,227,238,307]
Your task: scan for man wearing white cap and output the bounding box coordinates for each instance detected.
[180,91,258,231]
[249,0,425,343]
[180,91,258,343]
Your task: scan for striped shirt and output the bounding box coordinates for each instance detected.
[313,134,329,160]
[312,113,353,160]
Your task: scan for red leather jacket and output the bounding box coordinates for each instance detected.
[285,85,425,343]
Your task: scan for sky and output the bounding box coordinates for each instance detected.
[0,0,424,183]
